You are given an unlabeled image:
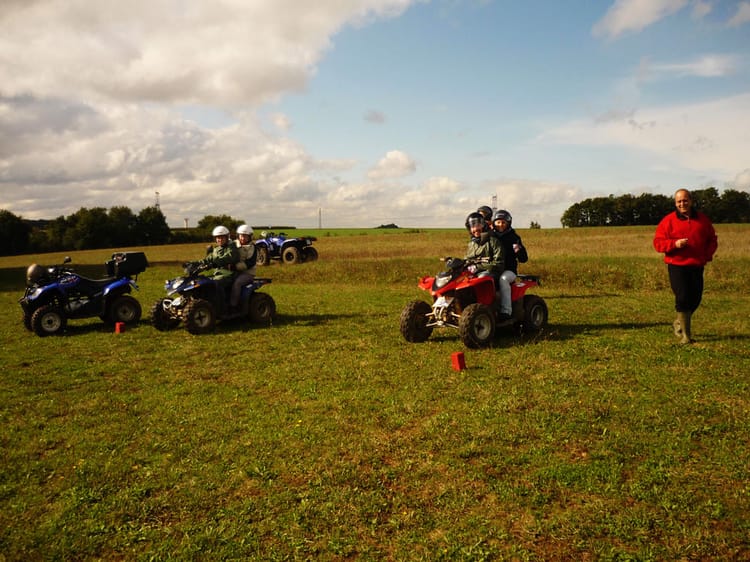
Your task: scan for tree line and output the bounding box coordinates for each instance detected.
[0,207,285,256]
[560,188,750,227]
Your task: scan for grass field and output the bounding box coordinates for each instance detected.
[1,226,749,560]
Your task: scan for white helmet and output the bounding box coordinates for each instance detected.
[236,224,254,236]
[212,225,230,237]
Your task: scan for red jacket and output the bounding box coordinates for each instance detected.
[653,210,717,267]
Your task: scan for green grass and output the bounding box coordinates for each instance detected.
[1,226,749,560]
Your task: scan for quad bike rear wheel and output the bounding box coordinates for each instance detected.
[521,295,548,333]
[256,246,270,266]
[185,298,216,334]
[303,247,319,262]
[248,293,276,324]
[400,300,434,343]
[150,298,180,331]
[282,246,300,264]
[31,304,67,337]
[459,303,495,348]
[109,295,142,325]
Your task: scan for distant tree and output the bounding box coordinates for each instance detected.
[197,215,244,235]
[135,206,171,245]
[692,187,721,218]
[108,206,138,247]
[65,207,111,250]
[717,189,750,223]
[529,221,541,229]
[0,209,31,255]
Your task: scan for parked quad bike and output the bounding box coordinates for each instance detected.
[151,262,276,335]
[400,257,548,348]
[254,231,318,266]
[19,252,148,337]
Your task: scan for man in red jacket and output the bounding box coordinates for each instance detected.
[653,189,718,344]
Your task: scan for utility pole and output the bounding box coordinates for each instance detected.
[155,191,161,211]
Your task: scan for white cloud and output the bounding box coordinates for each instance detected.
[364,109,387,124]
[0,0,415,107]
[728,2,750,26]
[538,92,750,179]
[691,0,712,19]
[649,54,738,78]
[731,169,750,190]
[367,150,417,180]
[592,0,688,39]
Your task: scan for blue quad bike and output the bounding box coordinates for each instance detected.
[254,231,318,266]
[150,262,276,334]
[19,252,148,337]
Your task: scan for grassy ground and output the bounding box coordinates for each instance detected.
[1,226,749,560]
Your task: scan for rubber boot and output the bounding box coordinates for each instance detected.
[673,315,682,338]
[677,311,693,344]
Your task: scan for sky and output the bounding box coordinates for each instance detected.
[1,0,749,229]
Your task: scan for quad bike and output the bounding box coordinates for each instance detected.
[19,252,148,337]
[151,262,276,334]
[400,257,548,348]
[254,231,318,266]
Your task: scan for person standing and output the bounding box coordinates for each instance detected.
[653,189,718,344]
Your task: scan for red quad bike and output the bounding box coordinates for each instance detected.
[400,257,548,348]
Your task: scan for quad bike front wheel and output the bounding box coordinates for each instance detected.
[109,295,142,325]
[282,246,300,264]
[400,300,434,343]
[151,298,180,331]
[31,304,67,337]
[256,246,270,266]
[459,303,495,348]
[185,298,216,334]
[248,293,276,324]
[22,312,33,331]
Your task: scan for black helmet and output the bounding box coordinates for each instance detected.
[492,209,512,226]
[477,205,493,221]
[26,263,47,286]
[465,212,486,231]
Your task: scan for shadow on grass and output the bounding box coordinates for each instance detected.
[267,312,359,327]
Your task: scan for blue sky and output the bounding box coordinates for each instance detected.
[1,0,748,228]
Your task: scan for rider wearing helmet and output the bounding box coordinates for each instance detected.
[230,224,258,309]
[477,205,494,228]
[464,212,504,280]
[195,225,239,289]
[492,209,528,319]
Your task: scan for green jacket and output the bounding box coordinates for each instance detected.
[199,242,239,281]
[464,234,504,277]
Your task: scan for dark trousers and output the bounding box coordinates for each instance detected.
[668,264,704,313]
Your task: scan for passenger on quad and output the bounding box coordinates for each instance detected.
[191,225,239,291]
[476,205,494,228]
[464,212,504,285]
[492,209,529,320]
[230,224,257,310]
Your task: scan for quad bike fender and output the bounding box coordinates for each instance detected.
[457,275,495,306]
[281,239,303,251]
[418,276,435,291]
[510,278,539,301]
[102,277,137,297]
[20,285,62,307]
